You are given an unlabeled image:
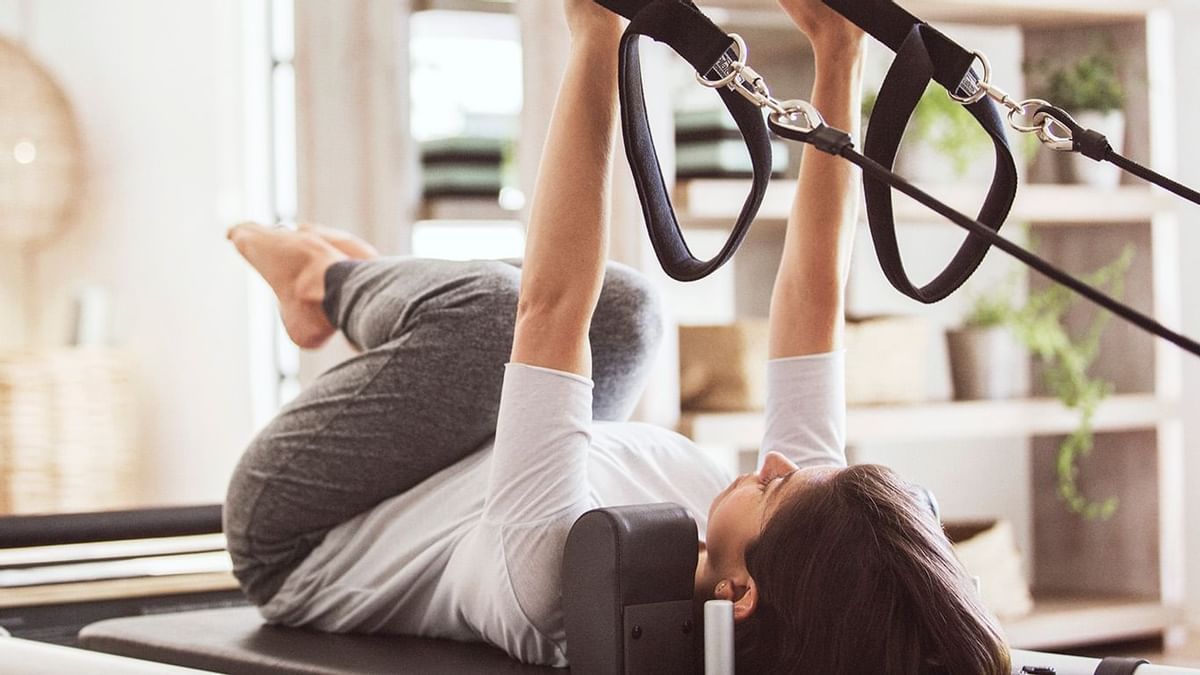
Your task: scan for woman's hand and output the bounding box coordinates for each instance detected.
[777,0,864,52]
[564,0,623,43]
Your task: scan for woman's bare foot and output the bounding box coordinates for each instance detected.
[297,223,380,260]
[227,222,347,349]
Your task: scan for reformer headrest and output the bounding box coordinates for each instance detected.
[562,503,699,675]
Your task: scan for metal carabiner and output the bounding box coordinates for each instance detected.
[767,99,826,135]
[1033,111,1075,152]
[1008,98,1052,134]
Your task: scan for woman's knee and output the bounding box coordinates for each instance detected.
[596,263,664,356]
[456,261,523,317]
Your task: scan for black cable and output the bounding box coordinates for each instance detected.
[837,146,1200,358]
[1033,104,1200,207]
[1105,148,1200,206]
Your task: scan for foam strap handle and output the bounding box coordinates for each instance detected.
[863,24,1017,302]
[598,0,773,281]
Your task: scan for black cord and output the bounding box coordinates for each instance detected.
[1105,148,1200,206]
[837,146,1200,358]
[1034,104,1200,206]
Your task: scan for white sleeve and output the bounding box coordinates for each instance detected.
[758,350,847,470]
[483,362,593,525]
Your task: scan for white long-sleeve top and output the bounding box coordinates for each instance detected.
[261,352,846,666]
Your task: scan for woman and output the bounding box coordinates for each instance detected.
[224,0,1010,672]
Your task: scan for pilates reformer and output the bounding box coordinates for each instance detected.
[7,1,1200,672]
[0,504,1194,673]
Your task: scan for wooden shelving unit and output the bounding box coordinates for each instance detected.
[675,180,1175,227]
[417,197,518,222]
[681,394,1179,448]
[1003,595,1183,651]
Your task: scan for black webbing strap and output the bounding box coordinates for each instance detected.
[823,0,975,92]
[1094,656,1148,675]
[821,0,1018,302]
[768,117,1200,358]
[596,0,773,281]
[863,24,1018,302]
[1034,103,1200,206]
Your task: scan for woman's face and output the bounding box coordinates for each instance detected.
[705,452,842,570]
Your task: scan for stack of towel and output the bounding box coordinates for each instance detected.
[420,136,508,199]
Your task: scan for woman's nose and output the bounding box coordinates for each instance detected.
[759,451,798,478]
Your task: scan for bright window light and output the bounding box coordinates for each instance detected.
[410,11,521,141]
[412,221,525,261]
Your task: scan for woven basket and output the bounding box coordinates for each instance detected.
[0,35,84,246]
[679,316,941,412]
[0,349,138,515]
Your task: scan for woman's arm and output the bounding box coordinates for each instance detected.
[510,4,623,377]
[767,5,867,359]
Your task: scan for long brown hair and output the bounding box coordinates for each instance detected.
[734,463,1010,674]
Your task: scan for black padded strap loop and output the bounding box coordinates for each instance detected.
[614,0,773,281]
[1094,656,1148,675]
[862,24,1017,303]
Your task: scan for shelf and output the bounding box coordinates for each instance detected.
[675,180,1172,228]
[706,0,1163,27]
[418,197,519,222]
[1003,595,1183,650]
[678,394,1178,447]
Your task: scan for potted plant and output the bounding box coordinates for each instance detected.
[946,288,1030,401]
[1028,42,1126,187]
[947,245,1134,519]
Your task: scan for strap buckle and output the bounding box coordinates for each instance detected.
[947,50,992,105]
[695,33,808,119]
[695,33,749,89]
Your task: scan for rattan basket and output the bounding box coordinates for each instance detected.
[0,349,138,515]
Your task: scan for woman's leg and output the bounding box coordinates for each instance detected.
[224,227,661,605]
[498,258,662,421]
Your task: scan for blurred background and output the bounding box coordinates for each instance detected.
[1,0,1199,662]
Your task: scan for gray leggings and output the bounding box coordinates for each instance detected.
[224,257,663,605]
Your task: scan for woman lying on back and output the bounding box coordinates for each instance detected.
[223,0,1011,672]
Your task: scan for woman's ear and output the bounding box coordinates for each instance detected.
[730,578,758,622]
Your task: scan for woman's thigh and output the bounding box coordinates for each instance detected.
[224,258,663,604]
[225,260,522,603]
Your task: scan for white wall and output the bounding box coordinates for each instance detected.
[1171,1,1200,625]
[0,0,268,505]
